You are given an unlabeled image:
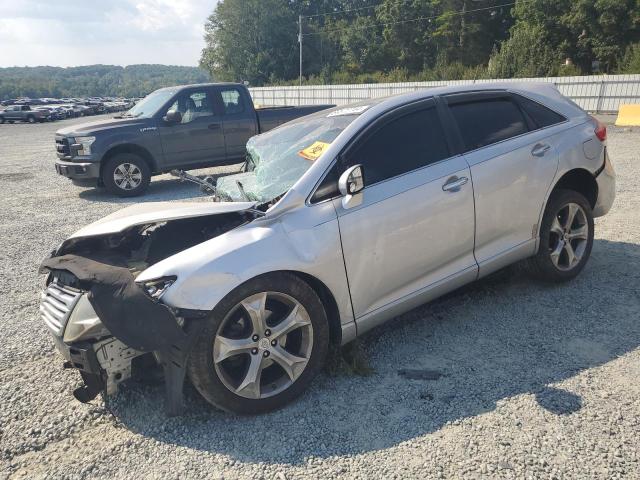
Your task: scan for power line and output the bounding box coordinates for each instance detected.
[302,0,523,37]
[303,2,388,19]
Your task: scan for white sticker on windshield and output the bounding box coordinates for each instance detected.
[327,105,370,117]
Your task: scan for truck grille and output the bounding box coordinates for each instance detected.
[40,281,83,336]
[55,137,70,156]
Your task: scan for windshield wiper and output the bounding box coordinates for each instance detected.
[236,180,250,201]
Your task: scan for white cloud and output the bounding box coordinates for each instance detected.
[0,0,216,67]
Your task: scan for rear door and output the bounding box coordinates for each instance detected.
[333,100,477,320]
[218,86,258,162]
[442,91,564,276]
[158,86,226,169]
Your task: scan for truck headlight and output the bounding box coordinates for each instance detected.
[139,276,176,301]
[72,136,96,156]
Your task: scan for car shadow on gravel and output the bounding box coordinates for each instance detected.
[105,238,640,465]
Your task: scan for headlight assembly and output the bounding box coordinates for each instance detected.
[72,136,96,155]
[139,276,177,301]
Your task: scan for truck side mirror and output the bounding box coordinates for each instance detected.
[163,110,182,124]
[338,164,364,209]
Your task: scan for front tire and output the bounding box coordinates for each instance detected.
[525,189,594,282]
[26,115,36,124]
[102,153,151,197]
[188,273,330,414]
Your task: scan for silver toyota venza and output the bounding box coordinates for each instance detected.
[40,83,615,414]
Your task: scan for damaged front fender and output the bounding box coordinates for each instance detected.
[39,201,261,414]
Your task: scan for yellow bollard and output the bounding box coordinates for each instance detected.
[615,104,640,126]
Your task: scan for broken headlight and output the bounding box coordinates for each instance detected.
[139,276,176,301]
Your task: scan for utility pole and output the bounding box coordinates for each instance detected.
[298,15,303,87]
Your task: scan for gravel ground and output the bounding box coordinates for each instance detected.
[0,115,639,479]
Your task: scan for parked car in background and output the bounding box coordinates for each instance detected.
[0,105,48,123]
[53,82,333,196]
[39,83,615,415]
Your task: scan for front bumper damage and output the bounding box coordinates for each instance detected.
[40,258,207,415]
[38,201,257,414]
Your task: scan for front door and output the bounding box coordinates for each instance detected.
[333,101,477,321]
[158,87,226,169]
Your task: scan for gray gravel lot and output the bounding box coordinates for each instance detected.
[1,115,639,479]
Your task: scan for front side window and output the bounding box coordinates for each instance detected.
[347,107,450,186]
[166,90,214,124]
[449,98,528,152]
[220,88,244,114]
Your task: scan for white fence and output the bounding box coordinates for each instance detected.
[250,74,640,113]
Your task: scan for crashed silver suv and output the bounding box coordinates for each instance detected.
[40,83,615,414]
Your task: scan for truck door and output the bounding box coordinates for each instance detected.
[158,86,226,169]
[217,86,258,163]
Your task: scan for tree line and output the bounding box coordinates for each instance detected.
[0,65,210,100]
[201,0,640,86]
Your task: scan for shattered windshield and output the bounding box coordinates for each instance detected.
[216,110,361,203]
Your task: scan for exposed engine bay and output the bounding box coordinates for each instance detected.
[40,208,258,413]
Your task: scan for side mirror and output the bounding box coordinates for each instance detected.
[163,110,182,124]
[338,165,364,209]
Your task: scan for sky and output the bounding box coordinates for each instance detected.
[0,0,217,67]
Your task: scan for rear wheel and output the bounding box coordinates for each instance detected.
[0,116,5,124]
[102,153,151,197]
[188,273,330,414]
[525,189,594,282]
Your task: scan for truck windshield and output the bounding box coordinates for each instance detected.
[216,111,360,203]
[124,88,178,118]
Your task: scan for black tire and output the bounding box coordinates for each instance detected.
[0,116,5,124]
[102,153,151,197]
[524,189,594,282]
[26,115,36,124]
[187,272,330,414]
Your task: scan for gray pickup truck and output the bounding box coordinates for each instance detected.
[54,83,333,196]
[0,105,48,124]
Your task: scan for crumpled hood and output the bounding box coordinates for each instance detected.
[69,201,257,240]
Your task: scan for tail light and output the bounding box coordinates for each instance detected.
[591,116,607,142]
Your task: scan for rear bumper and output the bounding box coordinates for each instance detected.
[593,149,616,217]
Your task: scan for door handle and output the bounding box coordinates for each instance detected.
[531,143,551,157]
[442,176,469,192]
[208,123,221,130]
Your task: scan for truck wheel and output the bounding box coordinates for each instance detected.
[26,115,36,124]
[102,153,151,197]
[188,272,330,414]
[0,116,5,124]
[524,189,594,282]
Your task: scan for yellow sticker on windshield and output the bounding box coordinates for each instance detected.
[298,141,331,161]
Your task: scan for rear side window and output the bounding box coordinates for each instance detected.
[449,98,528,152]
[220,88,245,114]
[348,107,449,185]
[516,95,566,129]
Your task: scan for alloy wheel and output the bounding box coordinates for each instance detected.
[213,291,314,399]
[548,202,589,271]
[113,163,143,190]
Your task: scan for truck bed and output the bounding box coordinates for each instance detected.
[256,104,334,132]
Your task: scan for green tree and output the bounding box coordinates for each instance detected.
[487,24,558,78]
[200,0,298,85]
